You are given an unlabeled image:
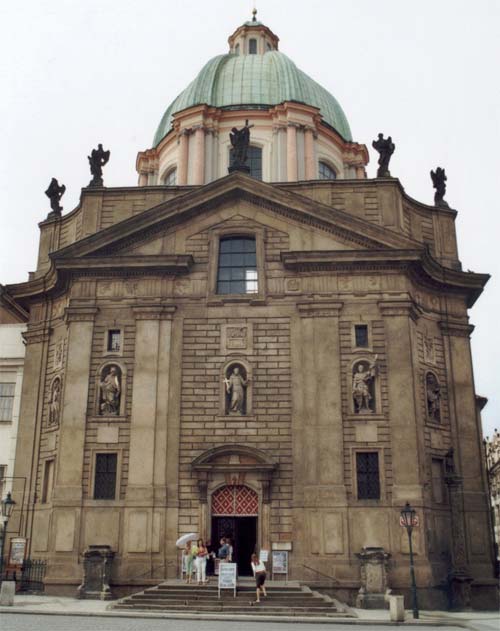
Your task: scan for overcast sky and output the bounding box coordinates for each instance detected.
[0,0,498,437]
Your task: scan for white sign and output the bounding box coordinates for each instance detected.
[259,549,269,562]
[218,562,237,598]
[272,550,288,575]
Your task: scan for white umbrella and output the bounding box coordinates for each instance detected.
[176,532,198,548]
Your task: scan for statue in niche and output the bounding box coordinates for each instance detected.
[224,365,249,415]
[372,133,395,177]
[430,167,449,208]
[228,119,254,173]
[99,365,121,415]
[45,178,66,217]
[352,357,378,414]
[48,377,62,426]
[426,372,441,422]
[88,143,110,187]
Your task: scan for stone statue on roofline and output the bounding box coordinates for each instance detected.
[88,143,110,187]
[372,133,395,177]
[430,167,449,208]
[45,177,66,218]
[228,120,254,174]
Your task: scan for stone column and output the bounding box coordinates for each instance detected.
[9,320,51,551]
[177,130,190,185]
[379,301,423,504]
[304,127,315,179]
[53,306,97,503]
[287,124,298,182]
[441,320,493,605]
[193,126,205,185]
[138,172,148,186]
[293,302,345,501]
[127,305,175,503]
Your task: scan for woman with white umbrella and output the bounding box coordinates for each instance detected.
[176,533,198,583]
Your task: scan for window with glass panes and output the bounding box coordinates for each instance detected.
[217,237,258,295]
[164,168,177,185]
[93,453,117,500]
[354,324,369,348]
[247,146,262,180]
[249,38,257,54]
[318,161,337,180]
[107,330,121,352]
[356,452,381,499]
[0,383,15,421]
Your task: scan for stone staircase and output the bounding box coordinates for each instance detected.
[112,580,349,618]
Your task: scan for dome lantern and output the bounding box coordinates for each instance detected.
[227,10,279,56]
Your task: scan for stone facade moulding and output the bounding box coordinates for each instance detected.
[438,320,475,338]
[378,299,421,322]
[132,304,177,321]
[64,306,99,324]
[191,444,278,505]
[22,323,52,345]
[296,301,343,318]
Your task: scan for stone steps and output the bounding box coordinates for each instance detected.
[112,581,345,618]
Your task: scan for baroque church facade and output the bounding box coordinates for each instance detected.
[1,17,497,608]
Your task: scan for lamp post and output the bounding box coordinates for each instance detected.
[400,502,419,619]
[0,492,16,582]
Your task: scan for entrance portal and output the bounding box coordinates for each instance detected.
[211,485,258,576]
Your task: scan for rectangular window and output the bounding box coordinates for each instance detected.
[0,465,6,499]
[107,330,121,352]
[217,237,258,295]
[41,460,55,504]
[93,453,117,500]
[356,452,380,500]
[0,383,15,421]
[431,458,445,503]
[249,38,257,54]
[354,325,369,348]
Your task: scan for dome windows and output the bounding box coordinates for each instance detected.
[248,38,257,54]
[318,161,337,180]
[163,167,177,186]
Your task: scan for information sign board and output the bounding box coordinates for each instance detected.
[9,537,26,566]
[218,562,237,598]
[272,550,288,582]
[259,549,269,562]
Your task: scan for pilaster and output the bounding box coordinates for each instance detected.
[287,123,298,182]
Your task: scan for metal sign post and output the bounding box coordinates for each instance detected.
[218,562,237,598]
[271,550,288,583]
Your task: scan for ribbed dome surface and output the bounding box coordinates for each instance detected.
[153,51,352,146]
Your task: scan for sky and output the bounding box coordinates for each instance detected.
[0,0,499,437]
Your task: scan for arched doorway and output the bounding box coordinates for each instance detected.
[211,485,258,576]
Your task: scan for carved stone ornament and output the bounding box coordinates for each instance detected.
[430,166,449,208]
[372,133,395,177]
[426,372,441,423]
[98,364,122,416]
[355,547,391,609]
[54,339,65,370]
[228,119,253,174]
[48,376,62,427]
[224,363,249,415]
[88,143,110,187]
[45,177,66,217]
[352,357,378,414]
[423,332,436,365]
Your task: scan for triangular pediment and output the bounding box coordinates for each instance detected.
[52,172,421,262]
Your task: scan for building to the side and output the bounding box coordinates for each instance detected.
[485,429,500,564]
[0,16,497,609]
[0,293,27,501]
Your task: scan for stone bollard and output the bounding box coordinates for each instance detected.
[0,581,15,606]
[388,594,405,622]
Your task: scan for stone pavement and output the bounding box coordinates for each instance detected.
[0,594,499,629]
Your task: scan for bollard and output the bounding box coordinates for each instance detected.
[0,581,15,606]
[388,594,405,622]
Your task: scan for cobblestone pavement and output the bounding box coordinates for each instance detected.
[0,613,466,631]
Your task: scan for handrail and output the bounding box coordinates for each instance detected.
[301,564,339,583]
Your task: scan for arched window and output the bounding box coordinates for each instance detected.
[247,146,262,180]
[249,38,257,54]
[163,167,177,186]
[318,161,337,180]
[217,237,258,295]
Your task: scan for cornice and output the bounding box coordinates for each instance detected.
[132,304,177,321]
[297,301,343,318]
[378,299,421,322]
[439,320,475,338]
[52,254,193,276]
[0,285,29,322]
[64,306,99,324]
[22,323,52,344]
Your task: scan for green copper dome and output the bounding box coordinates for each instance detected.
[153,51,352,146]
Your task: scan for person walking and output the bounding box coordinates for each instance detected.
[250,553,267,603]
[195,538,208,585]
[183,541,194,584]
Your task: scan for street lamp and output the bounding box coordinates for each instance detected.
[400,502,419,619]
[0,492,16,581]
